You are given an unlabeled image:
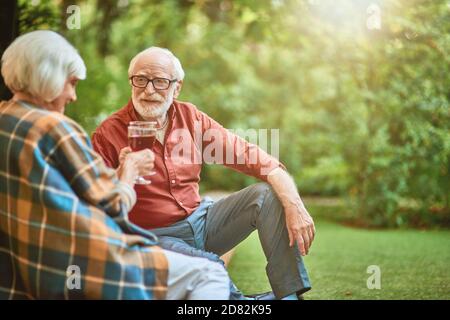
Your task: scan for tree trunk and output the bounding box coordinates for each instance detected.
[0,0,19,100]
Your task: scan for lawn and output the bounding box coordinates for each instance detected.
[227,206,450,300]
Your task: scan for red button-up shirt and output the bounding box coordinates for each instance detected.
[92,100,284,229]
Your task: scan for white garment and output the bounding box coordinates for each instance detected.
[164,250,230,300]
[155,125,167,144]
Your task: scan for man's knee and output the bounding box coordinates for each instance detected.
[247,183,284,229]
[251,182,271,197]
[247,182,269,207]
[251,182,281,210]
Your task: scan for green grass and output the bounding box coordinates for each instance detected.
[227,210,450,299]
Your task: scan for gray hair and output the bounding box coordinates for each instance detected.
[128,47,185,80]
[1,30,86,102]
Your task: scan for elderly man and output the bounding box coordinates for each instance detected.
[0,31,230,300]
[92,47,315,300]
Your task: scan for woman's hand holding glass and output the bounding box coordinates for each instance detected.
[117,148,155,187]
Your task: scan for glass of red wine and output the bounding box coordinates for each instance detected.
[128,121,157,185]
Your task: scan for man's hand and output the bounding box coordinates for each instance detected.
[284,202,315,256]
[267,167,316,256]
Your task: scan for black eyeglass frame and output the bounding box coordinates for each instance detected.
[129,75,178,90]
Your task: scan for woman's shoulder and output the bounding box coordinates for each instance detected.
[3,100,87,139]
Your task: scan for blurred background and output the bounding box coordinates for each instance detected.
[1,0,449,300]
[1,0,449,230]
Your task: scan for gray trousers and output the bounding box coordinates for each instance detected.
[150,183,311,299]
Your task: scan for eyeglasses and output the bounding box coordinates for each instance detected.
[129,75,177,90]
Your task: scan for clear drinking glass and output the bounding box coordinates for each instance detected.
[128,121,157,185]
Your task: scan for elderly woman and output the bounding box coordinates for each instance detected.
[0,30,229,300]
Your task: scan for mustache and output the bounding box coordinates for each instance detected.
[140,95,164,102]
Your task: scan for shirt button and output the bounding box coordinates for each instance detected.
[165,156,168,160]
[179,201,183,205]
[171,180,176,184]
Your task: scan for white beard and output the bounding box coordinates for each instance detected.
[132,89,174,119]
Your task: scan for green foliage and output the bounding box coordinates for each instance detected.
[229,216,450,299]
[18,0,60,33]
[16,0,450,227]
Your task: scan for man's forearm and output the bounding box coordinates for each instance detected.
[267,167,315,255]
[267,167,307,211]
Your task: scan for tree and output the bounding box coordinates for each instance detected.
[0,0,19,100]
